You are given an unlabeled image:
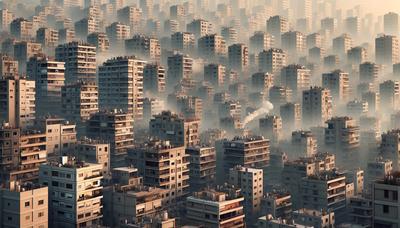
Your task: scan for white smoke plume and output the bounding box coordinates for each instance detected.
[243,101,274,126]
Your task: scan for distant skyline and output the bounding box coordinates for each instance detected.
[338,0,400,14]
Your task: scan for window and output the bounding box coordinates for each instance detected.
[383,205,389,213]
[66,183,73,189]
[52,181,59,187]
[25,201,30,207]
[384,190,389,198]
[38,212,44,217]
[394,191,398,201]
[38,200,44,205]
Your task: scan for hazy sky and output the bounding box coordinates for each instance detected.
[337,0,400,14]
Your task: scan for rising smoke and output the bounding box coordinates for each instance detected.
[243,101,274,126]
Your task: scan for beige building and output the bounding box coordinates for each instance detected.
[0,76,36,129]
[291,130,317,158]
[74,17,99,39]
[61,81,98,125]
[198,34,227,60]
[300,170,347,221]
[251,72,274,93]
[149,111,200,147]
[281,64,311,97]
[280,102,301,133]
[375,34,399,65]
[105,183,168,227]
[99,56,145,120]
[87,110,134,168]
[87,32,110,53]
[204,64,225,88]
[0,9,14,32]
[322,70,350,103]
[262,191,292,220]
[0,182,48,228]
[221,26,238,45]
[228,43,249,72]
[269,86,292,109]
[282,153,336,209]
[259,115,282,144]
[37,117,77,157]
[143,63,166,95]
[10,18,33,40]
[106,22,130,49]
[0,54,18,79]
[75,139,110,177]
[143,97,164,120]
[186,19,213,38]
[55,41,97,84]
[347,46,367,65]
[185,187,245,228]
[266,15,289,44]
[117,6,142,33]
[125,35,161,63]
[58,28,76,44]
[0,124,47,183]
[171,32,195,52]
[186,146,216,191]
[332,33,353,56]
[281,31,306,55]
[229,166,263,221]
[249,31,274,54]
[379,80,400,111]
[27,54,65,116]
[167,52,193,87]
[258,48,287,75]
[359,62,382,86]
[325,116,360,150]
[36,27,59,49]
[13,41,42,73]
[380,130,400,171]
[372,173,400,227]
[292,208,335,227]
[39,158,103,228]
[302,86,332,127]
[127,140,190,205]
[223,136,270,173]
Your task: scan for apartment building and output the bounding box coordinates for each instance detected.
[259,115,282,144]
[372,172,399,227]
[61,81,99,124]
[302,86,333,127]
[322,70,350,102]
[223,136,270,173]
[149,111,200,147]
[87,110,134,168]
[39,158,103,228]
[324,116,360,150]
[0,76,36,129]
[186,146,216,191]
[99,56,145,120]
[258,48,287,75]
[229,166,263,221]
[75,139,110,177]
[127,140,190,205]
[55,41,97,83]
[26,54,65,116]
[185,187,245,228]
[37,117,76,157]
[143,63,166,95]
[0,182,48,228]
[281,64,311,97]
